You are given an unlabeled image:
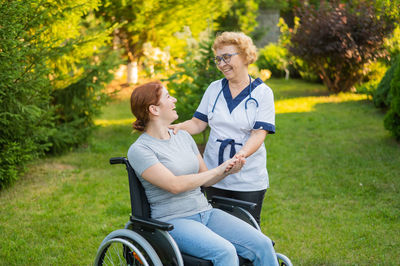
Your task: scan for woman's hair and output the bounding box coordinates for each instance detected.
[213,32,257,65]
[130,81,163,131]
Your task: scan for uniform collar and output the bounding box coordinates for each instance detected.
[222,77,263,113]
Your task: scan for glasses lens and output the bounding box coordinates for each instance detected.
[222,54,231,63]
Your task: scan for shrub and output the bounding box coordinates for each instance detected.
[0,1,120,187]
[373,57,399,108]
[289,0,394,93]
[356,61,388,97]
[257,43,289,78]
[257,17,320,82]
[0,1,55,187]
[50,48,121,154]
[384,55,400,140]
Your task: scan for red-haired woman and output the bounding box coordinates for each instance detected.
[127,81,278,266]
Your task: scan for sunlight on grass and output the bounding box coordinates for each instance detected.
[95,118,134,126]
[275,93,368,114]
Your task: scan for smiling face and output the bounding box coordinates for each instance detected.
[156,87,178,123]
[215,45,248,81]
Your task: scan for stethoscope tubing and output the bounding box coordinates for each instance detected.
[211,75,259,128]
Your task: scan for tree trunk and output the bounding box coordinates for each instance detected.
[127,61,138,84]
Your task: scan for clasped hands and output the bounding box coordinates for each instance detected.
[220,155,246,176]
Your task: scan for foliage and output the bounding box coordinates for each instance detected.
[257,43,289,78]
[256,18,319,82]
[355,61,388,97]
[289,0,394,93]
[50,48,121,154]
[373,57,399,108]
[215,0,259,35]
[166,32,222,143]
[257,0,288,10]
[97,0,227,65]
[0,0,120,187]
[384,26,400,62]
[384,56,400,140]
[0,1,55,187]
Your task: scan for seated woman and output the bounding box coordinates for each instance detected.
[127,81,278,266]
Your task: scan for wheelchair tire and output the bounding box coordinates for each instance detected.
[276,253,293,266]
[94,229,162,266]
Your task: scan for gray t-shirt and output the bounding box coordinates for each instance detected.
[127,130,212,222]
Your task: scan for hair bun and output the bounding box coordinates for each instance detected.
[133,119,145,131]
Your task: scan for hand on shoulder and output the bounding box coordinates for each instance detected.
[168,123,182,134]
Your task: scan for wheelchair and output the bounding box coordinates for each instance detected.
[94,157,293,266]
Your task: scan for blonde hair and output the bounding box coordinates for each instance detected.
[213,32,257,65]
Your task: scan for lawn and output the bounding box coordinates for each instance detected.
[0,78,399,265]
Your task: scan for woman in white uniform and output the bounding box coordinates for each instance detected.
[170,32,275,225]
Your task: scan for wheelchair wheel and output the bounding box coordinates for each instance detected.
[94,229,162,266]
[276,253,293,266]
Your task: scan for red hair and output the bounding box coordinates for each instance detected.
[130,81,163,131]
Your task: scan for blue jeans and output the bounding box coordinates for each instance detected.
[167,208,278,266]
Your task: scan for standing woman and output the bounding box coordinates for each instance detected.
[170,32,275,225]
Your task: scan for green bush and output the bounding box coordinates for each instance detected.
[50,48,121,154]
[384,55,400,140]
[0,1,55,187]
[257,43,289,78]
[356,61,388,97]
[256,18,320,82]
[373,57,399,108]
[0,1,120,188]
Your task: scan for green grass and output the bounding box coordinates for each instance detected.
[1,78,399,265]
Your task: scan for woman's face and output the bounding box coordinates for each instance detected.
[215,45,247,81]
[157,87,178,123]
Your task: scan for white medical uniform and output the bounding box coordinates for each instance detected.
[194,77,275,191]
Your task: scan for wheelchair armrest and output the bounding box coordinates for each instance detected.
[210,195,257,212]
[110,157,128,165]
[130,215,174,231]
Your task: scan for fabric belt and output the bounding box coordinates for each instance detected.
[216,139,242,165]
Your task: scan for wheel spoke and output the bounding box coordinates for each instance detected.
[112,244,123,264]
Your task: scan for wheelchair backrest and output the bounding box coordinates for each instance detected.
[126,159,151,218]
[110,157,151,218]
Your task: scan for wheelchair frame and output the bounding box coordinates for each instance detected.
[94,157,292,266]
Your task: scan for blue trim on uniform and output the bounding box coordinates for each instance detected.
[193,111,208,123]
[253,121,275,134]
[216,139,243,165]
[222,78,263,113]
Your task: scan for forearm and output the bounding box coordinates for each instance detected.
[237,130,267,158]
[172,168,226,193]
[176,118,207,135]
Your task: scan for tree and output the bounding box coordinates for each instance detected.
[288,0,394,93]
[215,0,259,35]
[97,0,227,83]
[0,0,120,187]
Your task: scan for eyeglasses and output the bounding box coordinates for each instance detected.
[213,53,239,65]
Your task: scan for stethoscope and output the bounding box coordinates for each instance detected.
[210,74,259,128]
